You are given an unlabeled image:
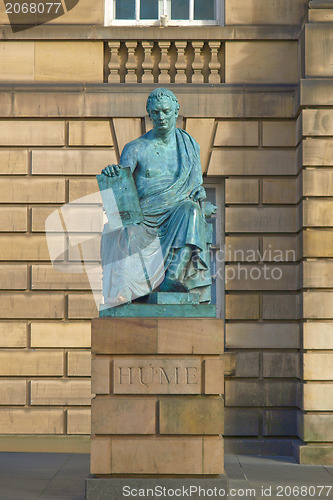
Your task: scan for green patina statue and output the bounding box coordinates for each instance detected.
[100,88,213,307]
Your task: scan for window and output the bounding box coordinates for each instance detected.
[203,180,224,319]
[105,0,223,26]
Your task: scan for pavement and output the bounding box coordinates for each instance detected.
[0,452,332,500]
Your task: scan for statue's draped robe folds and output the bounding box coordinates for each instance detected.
[101,128,212,306]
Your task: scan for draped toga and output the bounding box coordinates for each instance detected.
[101,128,212,306]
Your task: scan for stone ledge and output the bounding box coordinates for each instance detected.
[0,84,297,118]
[0,25,301,41]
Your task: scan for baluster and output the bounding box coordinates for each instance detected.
[209,41,222,83]
[192,41,204,83]
[125,41,138,83]
[158,41,171,84]
[175,41,187,83]
[108,41,121,83]
[142,41,155,83]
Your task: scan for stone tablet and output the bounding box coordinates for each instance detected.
[96,167,143,229]
[113,359,201,394]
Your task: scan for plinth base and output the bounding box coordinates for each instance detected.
[86,476,229,500]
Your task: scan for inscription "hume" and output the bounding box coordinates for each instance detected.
[113,359,201,394]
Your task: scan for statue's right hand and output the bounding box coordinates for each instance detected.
[102,164,122,177]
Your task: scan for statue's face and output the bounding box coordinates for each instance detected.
[148,97,178,134]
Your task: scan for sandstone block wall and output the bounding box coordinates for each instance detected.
[1,0,328,460]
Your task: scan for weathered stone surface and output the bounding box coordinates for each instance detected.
[225,380,297,407]
[69,120,113,146]
[262,293,301,320]
[226,264,299,291]
[301,79,333,107]
[92,398,156,434]
[157,319,224,354]
[32,205,102,232]
[263,235,301,262]
[0,235,64,261]
[299,413,333,441]
[0,207,27,232]
[0,42,34,81]
[0,150,28,174]
[0,350,63,376]
[30,321,91,348]
[304,199,333,226]
[186,118,215,173]
[215,121,258,146]
[0,293,64,319]
[203,358,224,394]
[91,438,112,475]
[67,293,98,319]
[303,138,333,166]
[226,323,300,349]
[225,178,259,204]
[0,120,64,146]
[304,291,333,319]
[0,178,65,203]
[262,121,296,147]
[262,178,301,204]
[0,380,26,405]
[224,409,259,436]
[113,359,201,394]
[67,409,91,435]
[263,353,300,378]
[305,24,333,77]
[304,260,333,287]
[303,322,333,349]
[263,410,297,436]
[110,437,205,475]
[303,109,333,136]
[296,443,333,466]
[113,118,143,156]
[69,178,100,202]
[226,207,298,232]
[91,358,111,395]
[209,149,297,176]
[304,230,333,257]
[34,42,104,82]
[225,294,259,319]
[0,265,27,290]
[225,0,307,25]
[303,353,333,380]
[31,265,101,290]
[224,236,260,262]
[303,169,333,196]
[0,409,64,434]
[30,380,91,406]
[302,383,333,411]
[235,352,260,378]
[0,322,26,348]
[159,397,224,435]
[225,42,297,84]
[67,351,91,377]
[92,318,224,355]
[32,149,117,175]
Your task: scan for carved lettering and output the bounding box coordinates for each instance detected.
[113,359,201,394]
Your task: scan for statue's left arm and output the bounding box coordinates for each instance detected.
[188,140,206,202]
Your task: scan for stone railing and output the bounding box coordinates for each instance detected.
[107,40,224,84]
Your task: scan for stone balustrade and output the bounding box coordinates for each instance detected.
[108,40,224,84]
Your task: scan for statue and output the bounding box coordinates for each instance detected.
[99,88,213,307]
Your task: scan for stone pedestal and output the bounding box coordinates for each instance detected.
[86,315,225,499]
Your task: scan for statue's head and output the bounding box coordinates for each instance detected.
[146,88,179,134]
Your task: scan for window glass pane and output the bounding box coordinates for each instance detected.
[171,0,189,19]
[140,0,158,18]
[205,188,216,205]
[194,0,215,20]
[115,0,135,19]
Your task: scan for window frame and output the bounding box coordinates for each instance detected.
[105,0,223,26]
[202,178,225,320]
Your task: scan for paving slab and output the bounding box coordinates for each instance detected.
[0,452,331,499]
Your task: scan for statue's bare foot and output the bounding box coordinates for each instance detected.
[159,278,188,293]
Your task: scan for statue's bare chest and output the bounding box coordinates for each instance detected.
[135,142,179,181]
